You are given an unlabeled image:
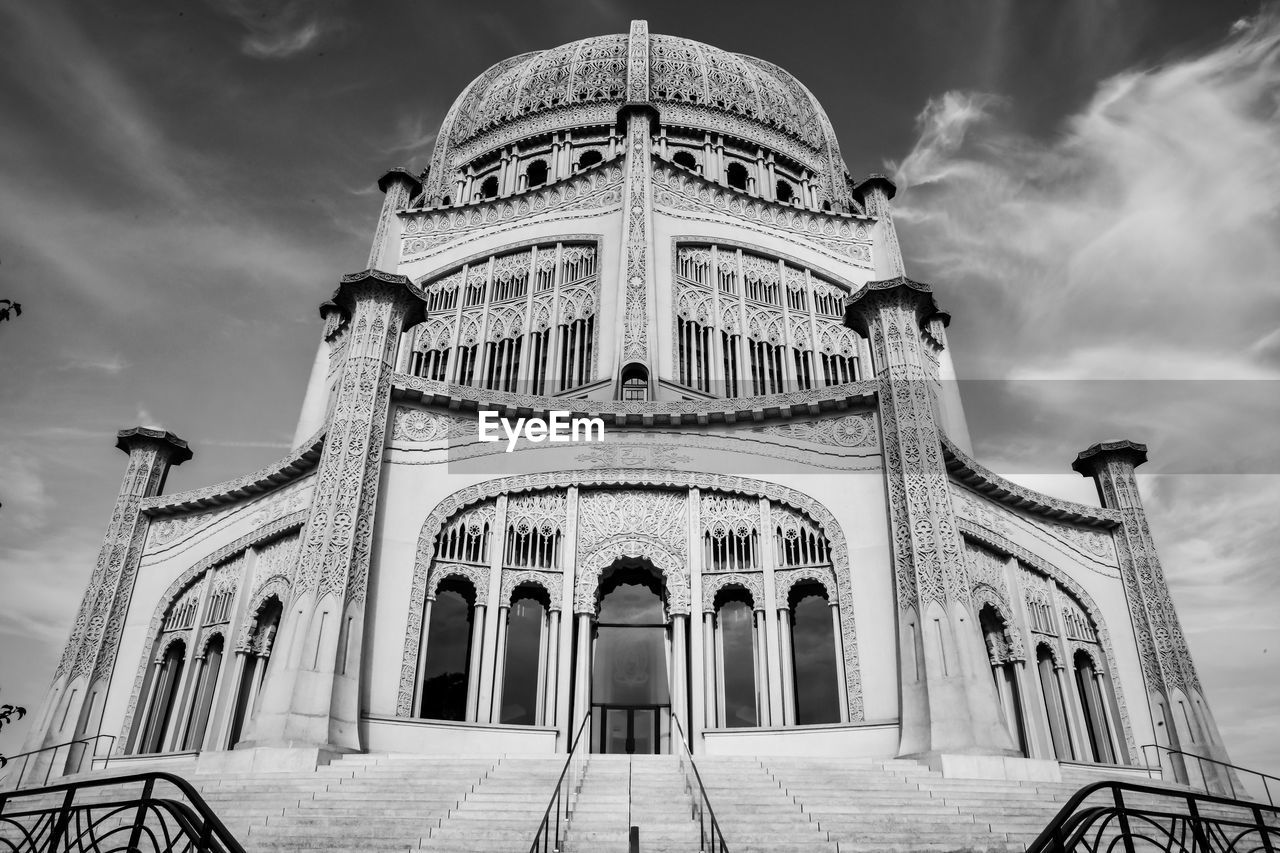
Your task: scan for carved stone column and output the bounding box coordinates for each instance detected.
[846,277,1015,760]
[23,428,190,775]
[367,168,421,273]
[243,270,422,756]
[1072,441,1235,789]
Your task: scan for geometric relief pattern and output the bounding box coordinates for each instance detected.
[391,407,474,443]
[701,572,764,612]
[396,469,864,722]
[575,489,689,614]
[958,519,1138,761]
[749,413,877,448]
[501,569,562,611]
[116,512,307,754]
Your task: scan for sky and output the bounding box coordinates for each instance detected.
[1,0,1277,785]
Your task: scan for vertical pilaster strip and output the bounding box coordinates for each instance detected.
[368,169,422,272]
[26,428,190,766]
[618,21,655,387]
[847,277,1013,759]
[1072,441,1234,785]
[246,270,421,752]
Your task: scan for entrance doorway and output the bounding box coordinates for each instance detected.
[590,565,671,754]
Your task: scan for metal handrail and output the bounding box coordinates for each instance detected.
[1026,779,1280,853]
[0,770,246,853]
[1140,742,1277,805]
[0,734,116,789]
[529,714,591,853]
[670,714,728,853]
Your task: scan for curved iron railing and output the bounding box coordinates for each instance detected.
[1026,780,1280,853]
[1141,743,1277,806]
[670,714,728,853]
[529,714,591,853]
[0,735,116,790]
[0,771,245,853]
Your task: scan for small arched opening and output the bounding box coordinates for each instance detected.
[140,639,186,754]
[577,150,603,170]
[620,363,649,401]
[227,595,282,747]
[775,180,795,203]
[726,162,749,191]
[479,176,499,200]
[498,584,551,725]
[673,150,699,172]
[787,581,840,725]
[979,604,1026,754]
[712,587,757,728]
[1074,649,1116,764]
[525,159,549,189]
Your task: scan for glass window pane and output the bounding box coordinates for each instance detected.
[500,598,545,724]
[593,625,670,706]
[719,601,757,727]
[422,588,472,720]
[791,593,839,724]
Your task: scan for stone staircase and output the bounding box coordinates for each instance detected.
[4,751,1273,852]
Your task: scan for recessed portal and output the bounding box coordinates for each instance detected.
[591,563,670,753]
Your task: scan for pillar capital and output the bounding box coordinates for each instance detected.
[1071,439,1149,478]
[115,426,192,466]
[376,166,421,196]
[844,276,944,337]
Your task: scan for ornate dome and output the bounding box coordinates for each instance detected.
[423,22,850,206]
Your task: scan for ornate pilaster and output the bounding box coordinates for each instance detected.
[367,168,422,272]
[615,24,657,394]
[853,174,904,278]
[847,277,1014,760]
[244,270,422,753]
[25,429,190,760]
[1072,441,1234,787]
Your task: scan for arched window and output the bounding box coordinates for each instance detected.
[775,180,794,203]
[1074,650,1116,764]
[525,159,549,188]
[621,363,648,401]
[1037,644,1073,759]
[577,150,603,170]
[787,582,840,725]
[673,150,698,171]
[821,200,832,212]
[480,176,499,199]
[726,162,749,190]
[183,634,224,750]
[714,590,757,728]
[421,578,477,721]
[140,640,186,754]
[498,586,550,725]
[442,195,452,206]
[227,596,282,748]
[980,605,1026,755]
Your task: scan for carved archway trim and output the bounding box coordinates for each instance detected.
[702,572,764,612]
[117,512,306,754]
[501,569,562,611]
[971,582,1027,662]
[958,519,1137,761]
[399,469,864,722]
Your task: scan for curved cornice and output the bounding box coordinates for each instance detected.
[142,430,325,516]
[942,433,1121,527]
[392,374,876,427]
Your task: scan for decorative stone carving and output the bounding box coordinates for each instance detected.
[116,512,306,753]
[391,407,474,443]
[426,560,490,600]
[506,490,568,540]
[575,445,691,469]
[748,413,877,448]
[575,489,689,613]
[958,519,1138,761]
[700,491,759,543]
[501,569,563,611]
[397,470,864,722]
[774,566,837,603]
[620,114,653,364]
[702,572,764,612]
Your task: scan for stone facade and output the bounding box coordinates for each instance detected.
[24,22,1231,790]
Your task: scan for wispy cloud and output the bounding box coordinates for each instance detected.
[208,0,347,60]
[56,354,129,375]
[892,9,1280,382]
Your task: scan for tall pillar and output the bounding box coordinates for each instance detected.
[24,428,190,775]
[1072,441,1236,788]
[670,615,688,733]
[777,608,795,726]
[367,168,421,273]
[612,23,659,397]
[846,277,1015,761]
[242,271,422,757]
[571,613,594,734]
[542,609,561,727]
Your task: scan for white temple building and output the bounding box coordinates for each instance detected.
[24,22,1234,789]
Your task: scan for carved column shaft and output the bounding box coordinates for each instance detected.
[1073,442,1234,786]
[368,169,421,272]
[26,429,190,764]
[246,272,421,752]
[847,277,1013,760]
